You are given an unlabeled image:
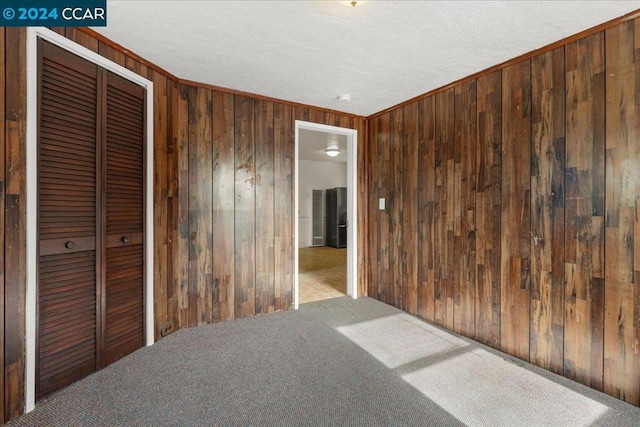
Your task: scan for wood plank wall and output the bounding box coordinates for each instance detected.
[0,28,366,423]
[367,17,640,406]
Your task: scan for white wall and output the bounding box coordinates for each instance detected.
[298,159,347,248]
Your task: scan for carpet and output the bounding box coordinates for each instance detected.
[10,297,640,426]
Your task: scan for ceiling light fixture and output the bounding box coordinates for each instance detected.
[325,135,340,157]
[325,147,340,157]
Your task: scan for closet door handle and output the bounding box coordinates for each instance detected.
[65,241,75,250]
[122,236,130,244]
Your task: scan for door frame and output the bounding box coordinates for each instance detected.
[25,27,155,412]
[294,121,358,308]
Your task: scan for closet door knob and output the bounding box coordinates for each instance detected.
[122,236,130,244]
[65,241,75,250]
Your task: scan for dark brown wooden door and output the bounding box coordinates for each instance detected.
[103,72,145,365]
[37,40,145,400]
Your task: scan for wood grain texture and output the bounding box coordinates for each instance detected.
[530,47,565,374]
[402,102,418,314]
[500,60,532,361]
[434,88,455,330]
[4,28,26,421]
[274,102,293,310]
[389,109,403,309]
[188,87,213,325]
[368,116,380,301]
[152,71,170,334]
[604,20,640,405]
[417,96,436,323]
[355,117,368,297]
[453,80,477,338]
[0,26,5,425]
[564,32,605,391]
[175,84,190,327]
[475,70,502,349]
[234,96,256,318]
[255,99,275,314]
[212,91,235,321]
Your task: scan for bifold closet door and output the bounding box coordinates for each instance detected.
[37,40,101,400]
[103,71,145,366]
[37,40,145,400]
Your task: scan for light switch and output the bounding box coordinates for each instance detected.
[379,198,385,210]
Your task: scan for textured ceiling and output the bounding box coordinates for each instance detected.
[96,1,640,116]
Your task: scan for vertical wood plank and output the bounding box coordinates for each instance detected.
[389,109,403,308]
[377,113,391,304]
[0,26,6,424]
[235,96,256,318]
[188,87,213,325]
[66,28,98,52]
[97,41,125,67]
[355,117,368,297]
[417,96,436,323]
[274,102,293,310]
[434,88,455,330]
[166,80,177,324]
[152,71,169,335]
[255,99,275,314]
[475,70,502,349]
[501,59,532,361]
[212,91,235,321]
[604,20,640,405]
[368,116,380,301]
[453,80,477,338]
[564,32,605,391]
[308,109,325,125]
[402,102,418,314]
[4,27,26,421]
[530,47,566,374]
[175,84,190,327]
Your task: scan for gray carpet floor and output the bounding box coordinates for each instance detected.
[10,297,640,426]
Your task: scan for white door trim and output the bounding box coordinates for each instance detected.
[294,121,357,309]
[25,27,155,412]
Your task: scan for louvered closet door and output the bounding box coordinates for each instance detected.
[103,71,145,366]
[37,40,101,400]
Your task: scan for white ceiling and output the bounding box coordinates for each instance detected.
[97,1,640,116]
[299,129,348,163]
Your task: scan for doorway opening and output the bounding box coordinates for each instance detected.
[294,121,357,308]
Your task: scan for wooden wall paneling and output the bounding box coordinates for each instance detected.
[308,109,325,125]
[175,85,190,327]
[368,116,379,300]
[64,28,98,53]
[377,113,391,304]
[0,26,5,425]
[97,41,125,67]
[500,59,532,361]
[453,80,477,338]
[402,102,418,314]
[165,80,179,325]
[151,71,170,336]
[604,20,640,405]
[125,55,148,79]
[530,47,566,374]
[188,87,214,325]
[255,99,275,314]
[389,109,404,308]
[417,96,436,323]
[4,27,26,421]
[293,106,309,123]
[274,102,293,310]
[325,112,342,127]
[212,91,236,321]
[355,117,368,297]
[475,70,502,349]
[434,88,455,330]
[564,32,605,390]
[235,95,256,317]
